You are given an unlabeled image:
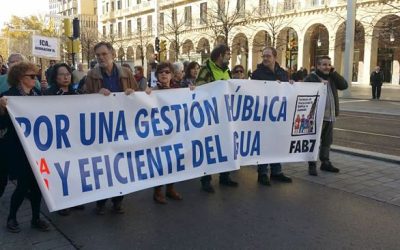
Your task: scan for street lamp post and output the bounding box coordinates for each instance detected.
[343,0,356,97]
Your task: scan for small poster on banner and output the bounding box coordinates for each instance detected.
[291,95,319,136]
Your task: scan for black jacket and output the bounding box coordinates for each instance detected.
[251,62,289,81]
[304,70,348,116]
[370,71,383,86]
[0,87,41,179]
[44,84,81,96]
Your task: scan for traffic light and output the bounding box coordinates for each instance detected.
[72,18,80,39]
[72,40,80,53]
[66,39,72,53]
[159,40,167,62]
[155,37,160,52]
[63,19,72,37]
[160,40,167,52]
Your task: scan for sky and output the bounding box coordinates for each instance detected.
[0,0,49,29]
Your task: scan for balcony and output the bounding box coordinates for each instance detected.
[130,1,153,14]
[159,0,187,6]
[193,18,208,28]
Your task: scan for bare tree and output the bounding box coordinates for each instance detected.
[206,0,251,46]
[80,25,99,67]
[134,29,152,66]
[251,2,293,49]
[161,5,188,61]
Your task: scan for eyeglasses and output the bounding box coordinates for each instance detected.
[24,74,37,80]
[234,70,244,74]
[95,52,110,58]
[58,73,71,77]
[159,70,171,75]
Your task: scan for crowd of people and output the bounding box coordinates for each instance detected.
[0,41,349,233]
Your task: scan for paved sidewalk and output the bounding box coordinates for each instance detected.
[0,185,74,249]
[284,152,400,207]
[340,84,400,101]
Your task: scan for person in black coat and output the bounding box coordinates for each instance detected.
[370,66,384,100]
[304,55,348,176]
[0,62,49,233]
[251,47,292,186]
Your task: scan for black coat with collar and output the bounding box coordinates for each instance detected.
[0,87,41,179]
[251,62,289,81]
[304,70,348,116]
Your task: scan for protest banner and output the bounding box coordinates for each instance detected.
[6,80,326,211]
[32,35,60,60]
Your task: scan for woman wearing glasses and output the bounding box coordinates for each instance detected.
[45,63,80,96]
[0,62,49,233]
[146,62,183,204]
[44,63,84,216]
[232,65,246,79]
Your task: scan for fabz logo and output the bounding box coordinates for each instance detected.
[289,139,316,153]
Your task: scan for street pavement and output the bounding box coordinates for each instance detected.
[0,84,399,249]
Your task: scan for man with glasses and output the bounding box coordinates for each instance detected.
[84,41,138,215]
[251,47,293,186]
[195,44,239,193]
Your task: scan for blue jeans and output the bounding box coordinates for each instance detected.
[257,163,282,176]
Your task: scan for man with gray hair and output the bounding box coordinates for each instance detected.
[0,53,45,94]
[84,41,138,215]
[172,62,184,88]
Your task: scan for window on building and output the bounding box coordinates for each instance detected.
[147,15,152,33]
[103,26,106,37]
[200,3,207,24]
[218,0,225,16]
[160,13,164,33]
[237,0,245,17]
[106,3,109,12]
[137,18,142,33]
[110,23,114,35]
[126,0,130,7]
[127,20,132,35]
[284,0,294,10]
[137,0,141,4]
[259,0,269,14]
[117,0,121,9]
[111,1,115,11]
[184,6,192,26]
[172,9,177,26]
[311,0,320,6]
[118,22,122,37]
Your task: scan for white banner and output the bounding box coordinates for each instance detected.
[32,35,60,59]
[6,80,326,211]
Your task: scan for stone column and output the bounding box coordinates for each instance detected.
[297,37,304,69]
[248,44,253,72]
[362,35,373,85]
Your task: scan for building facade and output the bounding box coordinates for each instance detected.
[55,0,99,65]
[99,0,400,85]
